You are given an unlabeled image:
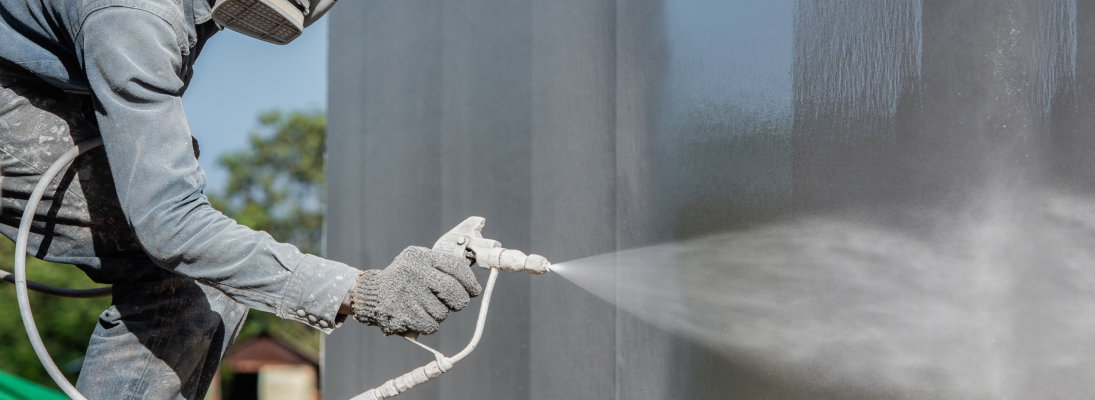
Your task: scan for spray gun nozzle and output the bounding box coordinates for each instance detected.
[473,247,551,274]
[525,254,550,275]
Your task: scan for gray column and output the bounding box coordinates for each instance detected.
[325,1,1095,399]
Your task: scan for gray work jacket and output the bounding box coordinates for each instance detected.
[0,0,359,332]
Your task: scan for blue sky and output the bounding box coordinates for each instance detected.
[182,19,329,191]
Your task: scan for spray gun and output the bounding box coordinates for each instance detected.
[433,216,550,275]
[350,217,550,400]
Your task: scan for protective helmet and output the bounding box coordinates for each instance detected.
[211,0,336,45]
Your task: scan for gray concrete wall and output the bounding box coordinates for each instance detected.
[326,1,1095,399]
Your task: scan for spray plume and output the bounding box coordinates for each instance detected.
[549,187,1095,397]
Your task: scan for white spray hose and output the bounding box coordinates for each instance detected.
[9,145,542,400]
[13,138,106,400]
[350,268,499,400]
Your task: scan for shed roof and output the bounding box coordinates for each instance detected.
[222,333,318,374]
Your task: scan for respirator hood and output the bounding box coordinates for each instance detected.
[211,0,335,44]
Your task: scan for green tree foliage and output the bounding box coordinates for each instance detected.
[0,241,111,388]
[210,110,326,256]
[209,109,328,355]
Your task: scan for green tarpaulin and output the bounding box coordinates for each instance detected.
[0,369,68,400]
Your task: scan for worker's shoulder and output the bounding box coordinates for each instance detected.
[75,0,197,40]
[74,0,200,53]
[77,0,186,30]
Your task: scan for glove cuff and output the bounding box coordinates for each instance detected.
[352,269,382,326]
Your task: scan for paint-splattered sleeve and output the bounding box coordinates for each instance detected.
[73,7,359,332]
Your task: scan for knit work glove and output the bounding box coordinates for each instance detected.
[352,246,483,335]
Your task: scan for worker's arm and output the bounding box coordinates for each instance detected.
[73,7,359,332]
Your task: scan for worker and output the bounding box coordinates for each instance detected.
[0,0,481,398]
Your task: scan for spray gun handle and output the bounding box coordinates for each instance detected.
[432,216,489,257]
[432,216,550,274]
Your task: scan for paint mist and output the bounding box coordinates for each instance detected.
[549,185,1095,398]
